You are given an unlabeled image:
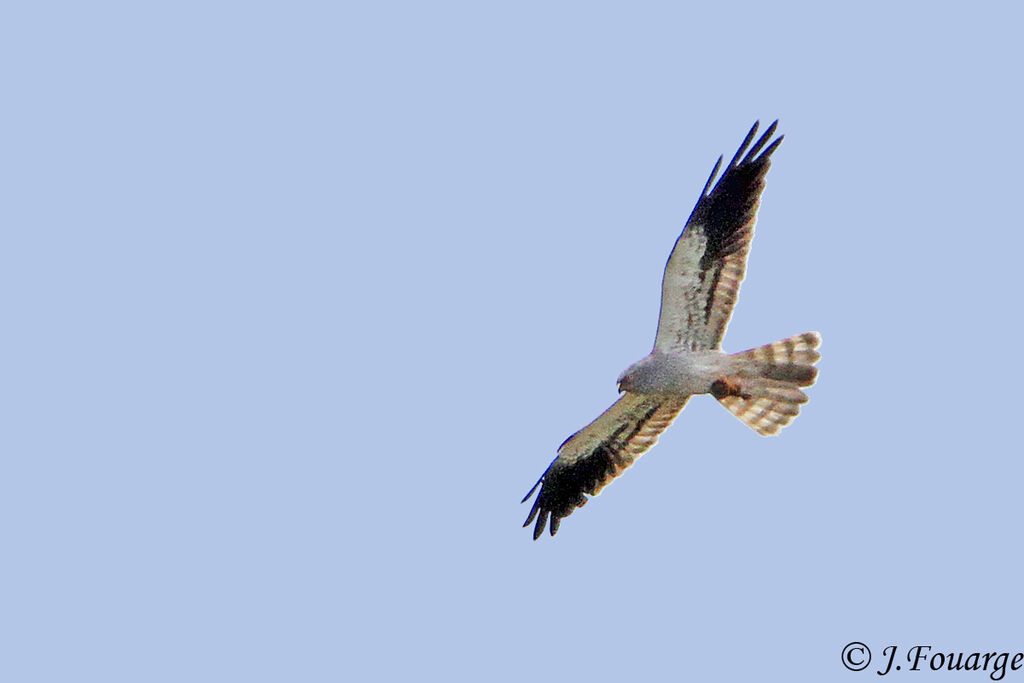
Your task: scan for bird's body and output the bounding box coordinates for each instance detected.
[522,120,822,539]
[618,350,734,396]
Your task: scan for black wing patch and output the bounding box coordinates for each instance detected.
[653,120,784,352]
[522,404,662,540]
[688,120,782,269]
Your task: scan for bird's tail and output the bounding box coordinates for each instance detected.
[712,332,822,436]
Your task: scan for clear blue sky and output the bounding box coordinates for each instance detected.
[5,2,1023,681]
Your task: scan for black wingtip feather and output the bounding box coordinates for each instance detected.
[742,119,779,163]
[533,509,549,540]
[726,120,760,170]
[759,134,784,161]
[523,499,539,527]
[701,155,724,197]
[521,471,546,504]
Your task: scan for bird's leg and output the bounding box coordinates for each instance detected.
[710,377,752,400]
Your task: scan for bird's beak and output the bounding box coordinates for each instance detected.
[617,380,626,394]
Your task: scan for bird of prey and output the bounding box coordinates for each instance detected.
[523,120,821,540]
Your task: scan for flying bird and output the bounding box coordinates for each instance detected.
[523,120,821,539]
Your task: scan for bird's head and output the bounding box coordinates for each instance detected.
[617,371,632,393]
[617,357,658,394]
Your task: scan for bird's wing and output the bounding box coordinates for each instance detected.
[653,120,783,352]
[522,393,689,539]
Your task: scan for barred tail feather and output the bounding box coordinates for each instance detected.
[717,332,821,436]
[734,331,822,370]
